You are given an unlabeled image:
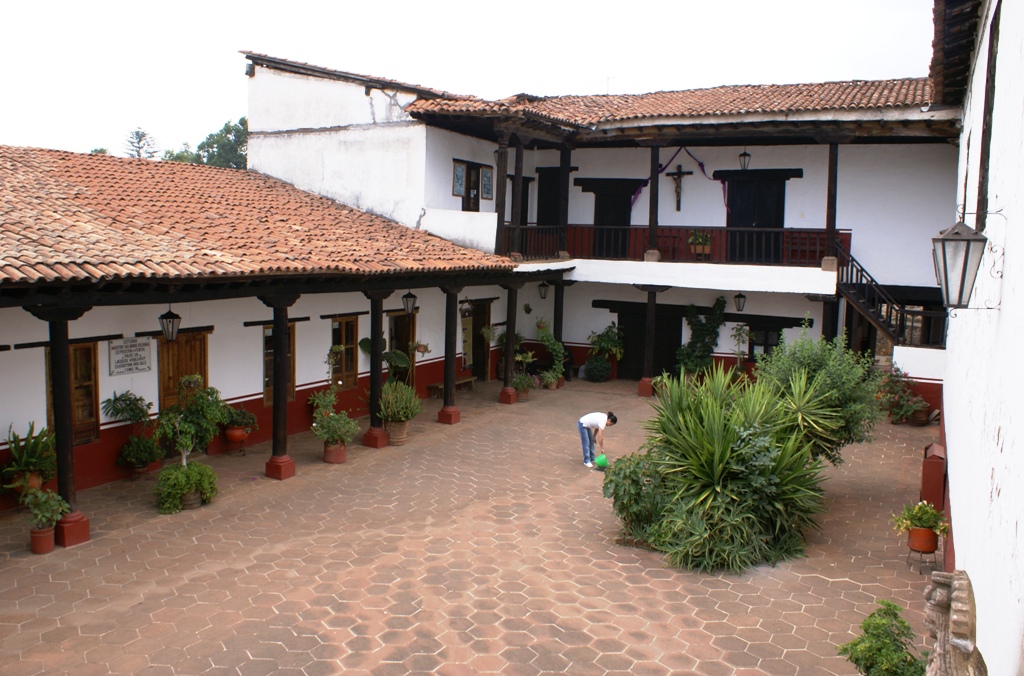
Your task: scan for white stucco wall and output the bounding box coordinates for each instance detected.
[891,345,945,382]
[940,2,1024,673]
[247,67,429,227]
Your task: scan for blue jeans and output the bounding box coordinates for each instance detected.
[578,421,596,463]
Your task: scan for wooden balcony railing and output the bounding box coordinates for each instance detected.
[502,224,850,266]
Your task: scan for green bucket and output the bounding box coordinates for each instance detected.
[594,454,609,469]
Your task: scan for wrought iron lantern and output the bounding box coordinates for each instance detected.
[159,305,181,342]
[538,281,550,300]
[733,293,747,312]
[739,149,751,170]
[932,222,987,309]
[401,290,418,315]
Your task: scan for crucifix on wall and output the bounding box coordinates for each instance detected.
[664,164,693,211]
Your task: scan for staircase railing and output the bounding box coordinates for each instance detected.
[834,242,906,344]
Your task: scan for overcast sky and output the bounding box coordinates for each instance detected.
[1,0,936,156]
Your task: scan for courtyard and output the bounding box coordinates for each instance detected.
[0,378,939,675]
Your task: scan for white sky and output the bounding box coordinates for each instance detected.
[1,0,936,156]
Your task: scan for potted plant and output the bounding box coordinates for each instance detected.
[880,366,929,424]
[378,380,422,446]
[584,323,624,383]
[512,372,537,398]
[153,375,228,463]
[688,229,712,257]
[117,436,163,472]
[892,501,949,554]
[222,405,258,443]
[154,462,219,514]
[730,323,750,374]
[409,340,431,356]
[101,390,160,472]
[308,386,359,463]
[537,321,565,387]
[480,325,498,346]
[20,488,70,554]
[538,369,560,390]
[2,423,57,495]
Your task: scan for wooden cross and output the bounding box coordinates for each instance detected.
[664,164,693,211]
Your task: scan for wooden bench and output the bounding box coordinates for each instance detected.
[427,376,477,398]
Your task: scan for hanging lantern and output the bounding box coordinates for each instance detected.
[739,149,751,170]
[402,290,417,315]
[159,306,181,342]
[538,281,550,300]
[932,222,987,309]
[733,293,747,312]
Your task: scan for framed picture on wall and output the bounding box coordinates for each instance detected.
[480,166,493,200]
[452,161,467,197]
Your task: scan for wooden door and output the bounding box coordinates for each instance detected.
[616,307,684,380]
[70,344,99,445]
[388,312,417,386]
[158,332,209,410]
[470,301,492,381]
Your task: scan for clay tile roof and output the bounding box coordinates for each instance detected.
[407,78,933,127]
[0,146,513,286]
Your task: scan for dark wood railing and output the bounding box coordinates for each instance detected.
[502,224,850,267]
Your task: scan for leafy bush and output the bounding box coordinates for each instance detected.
[601,452,667,541]
[584,355,611,382]
[837,600,925,675]
[676,297,726,375]
[588,323,624,361]
[153,375,228,463]
[311,409,359,445]
[118,436,163,467]
[628,364,828,573]
[379,381,422,422]
[3,422,57,489]
[20,488,70,529]
[755,323,882,465]
[892,501,948,536]
[101,390,153,425]
[511,372,536,392]
[155,462,219,514]
[223,405,258,431]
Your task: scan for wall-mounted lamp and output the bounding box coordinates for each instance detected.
[733,293,747,312]
[932,222,987,309]
[538,281,550,300]
[159,305,181,342]
[402,290,417,315]
[739,149,751,171]
[459,297,472,318]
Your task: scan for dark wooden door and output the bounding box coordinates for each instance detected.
[575,178,645,259]
[158,332,209,410]
[615,307,684,380]
[536,168,560,226]
[470,301,492,381]
[726,179,785,263]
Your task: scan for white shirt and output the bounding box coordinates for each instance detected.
[579,412,608,430]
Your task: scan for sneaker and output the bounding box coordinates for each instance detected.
[584,461,594,468]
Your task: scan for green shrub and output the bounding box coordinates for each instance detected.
[379,381,422,422]
[584,355,611,382]
[153,375,228,462]
[676,297,726,375]
[118,436,163,467]
[588,323,624,361]
[838,600,925,675]
[755,322,883,465]
[155,462,219,514]
[3,422,57,489]
[101,390,153,426]
[634,364,827,573]
[311,409,359,445]
[223,405,258,431]
[20,488,71,529]
[601,452,668,541]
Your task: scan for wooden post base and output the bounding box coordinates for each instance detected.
[265,455,296,480]
[55,511,90,548]
[438,406,461,424]
[362,426,389,448]
[499,387,518,405]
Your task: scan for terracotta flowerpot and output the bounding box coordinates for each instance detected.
[907,527,939,553]
[516,389,529,401]
[384,420,410,446]
[10,471,43,497]
[225,427,250,443]
[323,442,347,464]
[30,526,55,554]
[544,382,557,390]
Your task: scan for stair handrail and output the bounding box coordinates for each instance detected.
[833,241,907,344]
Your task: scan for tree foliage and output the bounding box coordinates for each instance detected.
[124,128,158,159]
[162,143,200,164]
[197,117,247,169]
[755,321,883,465]
[837,600,925,675]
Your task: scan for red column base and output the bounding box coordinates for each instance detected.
[55,511,90,548]
[438,406,461,425]
[363,426,389,448]
[499,387,518,405]
[265,455,296,480]
[637,377,654,398]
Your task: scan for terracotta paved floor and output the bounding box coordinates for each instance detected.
[0,379,941,675]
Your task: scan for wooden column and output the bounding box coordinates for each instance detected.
[648,146,661,254]
[635,286,668,397]
[558,146,572,254]
[259,293,299,480]
[553,282,566,344]
[362,290,392,447]
[823,142,840,341]
[510,135,525,257]
[439,285,464,424]
[26,305,91,547]
[493,132,509,254]
[499,282,523,404]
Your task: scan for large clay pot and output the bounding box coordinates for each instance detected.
[225,427,250,443]
[908,527,939,553]
[10,471,43,497]
[323,442,347,464]
[385,420,410,446]
[30,527,55,555]
[516,389,529,401]
[907,409,931,427]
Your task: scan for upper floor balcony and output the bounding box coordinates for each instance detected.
[501,224,851,266]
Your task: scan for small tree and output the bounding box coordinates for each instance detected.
[162,143,200,164]
[838,600,925,675]
[197,117,247,169]
[124,128,158,159]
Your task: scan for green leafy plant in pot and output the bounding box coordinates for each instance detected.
[837,600,925,675]
[584,323,624,383]
[378,380,422,446]
[537,320,565,388]
[153,375,228,464]
[20,487,70,554]
[101,390,161,470]
[309,385,359,464]
[222,404,258,444]
[2,423,57,495]
[154,462,218,514]
[117,436,163,469]
[892,500,948,554]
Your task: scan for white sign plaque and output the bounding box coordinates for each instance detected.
[109,337,153,376]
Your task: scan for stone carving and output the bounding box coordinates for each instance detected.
[924,570,987,675]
